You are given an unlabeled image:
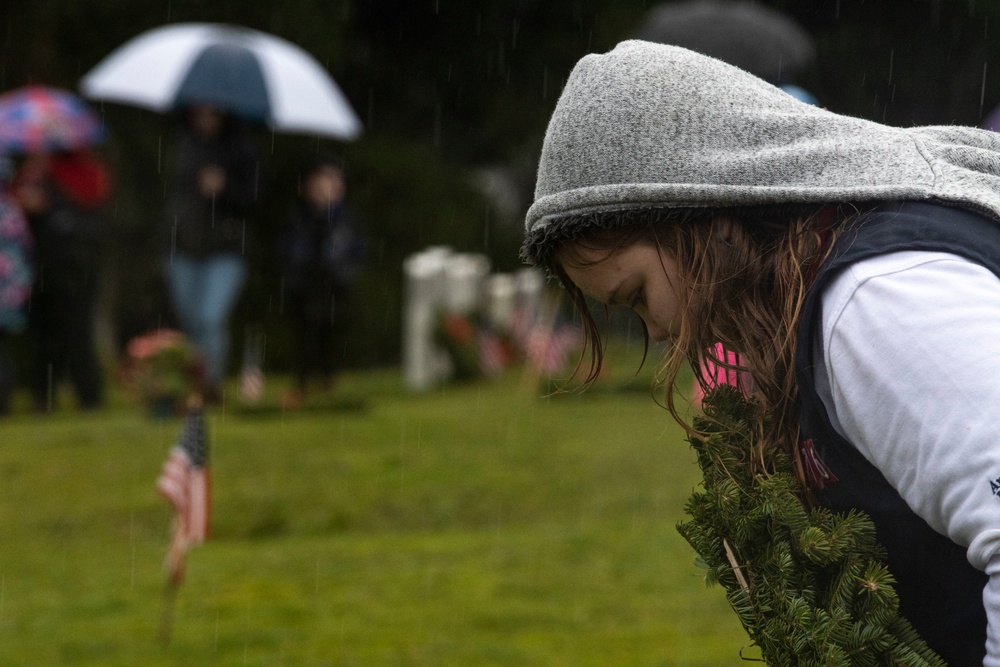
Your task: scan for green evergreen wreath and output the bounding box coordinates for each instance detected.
[676,386,946,666]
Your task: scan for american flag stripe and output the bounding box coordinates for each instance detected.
[186,468,209,543]
[156,448,210,543]
[239,366,264,403]
[156,404,210,584]
[526,327,580,374]
[157,449,191,509]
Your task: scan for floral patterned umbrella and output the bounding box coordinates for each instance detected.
[0,85,105,154]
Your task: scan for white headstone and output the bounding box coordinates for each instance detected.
[443,253,491,315]
[402,247,454,391]
[485,273,517,330]
[515,267,546,321]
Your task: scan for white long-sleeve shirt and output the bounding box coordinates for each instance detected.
[812,250,1000,665]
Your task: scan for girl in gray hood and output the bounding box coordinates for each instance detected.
[523,40,1000,665]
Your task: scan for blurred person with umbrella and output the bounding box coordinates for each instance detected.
[0,85,112,411]
[79,23,362,403]
[151,102,257,406]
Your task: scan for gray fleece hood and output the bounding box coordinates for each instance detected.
[523,40,1000,264]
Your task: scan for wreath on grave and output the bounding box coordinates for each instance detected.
[434,311,484,380]
[122,329,202,417]
[677,385,945,666]
[433,310,524,381]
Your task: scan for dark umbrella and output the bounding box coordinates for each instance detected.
[634,0,815,84]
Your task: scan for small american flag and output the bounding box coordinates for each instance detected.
[239,327,265,404]
[526,325,581,375]
[156,402,210,586]
[239,365,264,403]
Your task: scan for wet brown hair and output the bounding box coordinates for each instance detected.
[541,205,846,483]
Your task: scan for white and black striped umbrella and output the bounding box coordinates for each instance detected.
[79,22,362,141]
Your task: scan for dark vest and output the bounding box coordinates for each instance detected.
[795,201,997,666]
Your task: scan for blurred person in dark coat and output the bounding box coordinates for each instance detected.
[12,148,111,411]
[0,155,33,414]
[278,156,364,408]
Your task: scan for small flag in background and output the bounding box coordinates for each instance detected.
[239,326,265,404]
[156,400,210,586]
[525,325,581,375]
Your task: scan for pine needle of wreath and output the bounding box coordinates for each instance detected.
[676,385,946,666]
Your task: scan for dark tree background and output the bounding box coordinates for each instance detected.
[1,0,998,372]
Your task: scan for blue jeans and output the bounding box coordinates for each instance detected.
[165,253,248,386]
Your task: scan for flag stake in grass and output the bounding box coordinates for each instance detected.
[155,393,211,644]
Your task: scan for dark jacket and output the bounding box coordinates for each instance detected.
[278,199,364,294]
[162,123,258,257]
[796,202,994,666]
[22,151,111,295]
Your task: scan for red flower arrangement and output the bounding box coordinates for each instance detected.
[434,311,522,381]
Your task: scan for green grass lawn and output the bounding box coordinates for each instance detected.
[0,342,748,666]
